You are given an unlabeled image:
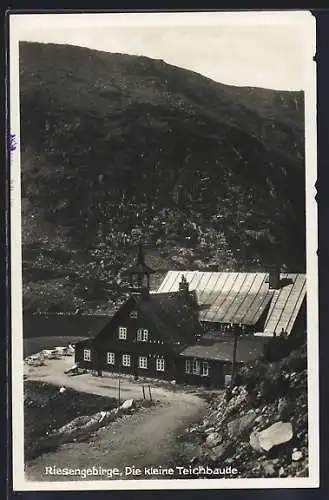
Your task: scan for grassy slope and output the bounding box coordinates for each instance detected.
[24,380,117,461]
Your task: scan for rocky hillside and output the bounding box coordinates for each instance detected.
[180,336,308,478]
[19,42,305,313]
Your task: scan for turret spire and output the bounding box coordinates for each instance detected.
[136,242,145,266]
[126,243,155,299]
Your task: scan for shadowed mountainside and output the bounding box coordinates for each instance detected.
[19,42,305,313]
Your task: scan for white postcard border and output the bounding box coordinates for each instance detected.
[9,10,319,491]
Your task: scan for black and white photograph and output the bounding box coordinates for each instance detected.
[9,11,319,490]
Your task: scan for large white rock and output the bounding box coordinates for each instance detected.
[257,421,293,452]
[120,399,135,410]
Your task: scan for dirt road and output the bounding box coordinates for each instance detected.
[25,358,210,482]
[24,357,201,401]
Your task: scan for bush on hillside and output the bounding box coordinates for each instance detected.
[263,332,306,363]
[238,336,307,405]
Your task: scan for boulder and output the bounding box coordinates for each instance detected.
[83,411,115,431]
[56,410,114,437]
[204,427,215,434]
[98,411,110,423]
[209,443,230,462]
[227,412,257,438]
[279,466,287,477]
[261,460,280,477]
[206,432,222,447]
[120,399,135,410]
[57,415,91,435]
[186,426,198,434]
[64,364,77,374]
[296,466,308,477]
[251,464,262,475]
[257,421,293,452]
[277,397,294,421]
[250,430,262,452]
[291,450,303,462]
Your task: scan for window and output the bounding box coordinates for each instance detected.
[137,328,148,342]
[192,359,200,375]
[139,356,148,369]
[122,354,131,367]
[106,352,115,365]
[185,359,191,374]
[156,358,165,372]
[200,361,209,377]
[129,310,138,319]
[118,326,127,340]
[83,349,91,362]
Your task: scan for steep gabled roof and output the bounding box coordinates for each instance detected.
[138,291,203,348]
[156,271,306,334]
[90,291,203,349]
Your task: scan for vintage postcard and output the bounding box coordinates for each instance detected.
[9,10,319,491]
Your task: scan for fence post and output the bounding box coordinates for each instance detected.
[118,363,121,406]
[142,385,146,399]
[148,385,152,401]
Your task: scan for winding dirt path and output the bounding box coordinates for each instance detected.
[25,358,209,482]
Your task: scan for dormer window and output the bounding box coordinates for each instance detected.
[129,310,138,319]
[137,328,148,342]
[118,327,127,340]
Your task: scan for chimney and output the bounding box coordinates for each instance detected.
[268,266,281,290]
[179,275,189,295]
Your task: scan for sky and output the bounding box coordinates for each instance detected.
[11,11,315,91]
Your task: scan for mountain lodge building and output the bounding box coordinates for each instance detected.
[74,246,306,387]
